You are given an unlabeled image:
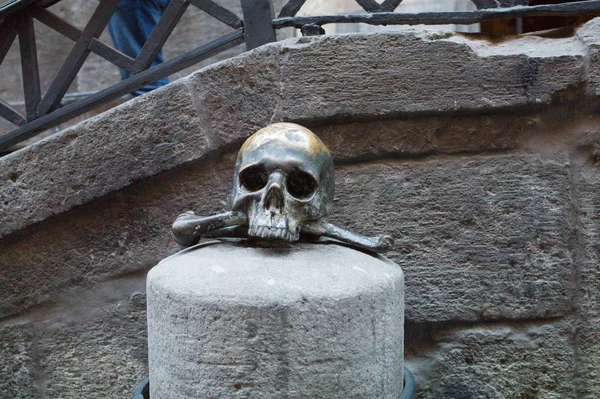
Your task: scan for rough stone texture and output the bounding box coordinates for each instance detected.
[577,18,600,96]
[572,151,600,398]
[0,273,148,399]
[0,152,235,319]
[1,26,598,238]
[333,155,574,323]
[0,324,37,399]
[2,22,600,398]
[147,242,404,399]
[0,46,284,239]
[313,113,527,161]
[0,78,214,239]
[277,31,587,122]
[405,320,577,398]
[184,46,282,148]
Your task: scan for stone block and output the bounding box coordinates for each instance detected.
[572,161,600,397]
[0,274,148,399]
[332,154,574,322]
[405,320,576,398]
[0,152,235,318]
[577,17,600,96]
[0,324,37,399]
[313,113,536,161]
[575,317,600,398]
[277,31,587,122]
[185,45,281,148]
[37,298,147,398]
[2,24,595,240]
[0,78,213,239]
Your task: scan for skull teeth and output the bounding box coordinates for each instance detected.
[249,225,299,242]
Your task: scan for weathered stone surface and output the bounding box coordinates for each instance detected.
[405,320,577,398]
[3,17,600,399]
[2,25,597,239]
[277,31,587,122]
[184,45,281,148]
[0,324,37,399]
[332,154,574,322]
[0,46,284,239]
[313,113,533,161]
[0,152,235,318]
[577,17,600,96]
[148,242,404,399]
[0,78,214,239]
[572,158,600,398]
[0,129,585,322]
[0,273,148,399]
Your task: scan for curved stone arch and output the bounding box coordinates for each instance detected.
[1,25,595,239]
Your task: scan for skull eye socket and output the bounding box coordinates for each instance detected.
[287,169,317,199]
[240,165,268,192]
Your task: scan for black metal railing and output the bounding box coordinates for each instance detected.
[2,0,600,153]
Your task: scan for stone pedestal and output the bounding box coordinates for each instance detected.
[147,241,404,398]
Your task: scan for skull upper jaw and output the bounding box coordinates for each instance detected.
[246,200,300,242]
[232,177,321,243]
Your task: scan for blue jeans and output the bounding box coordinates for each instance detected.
[108,0,170,96]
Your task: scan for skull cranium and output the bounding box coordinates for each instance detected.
[229,123,334,242]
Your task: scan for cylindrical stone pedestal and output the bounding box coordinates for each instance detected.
[147,241,404,398]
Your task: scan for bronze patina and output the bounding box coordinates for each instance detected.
[172,122,393,252]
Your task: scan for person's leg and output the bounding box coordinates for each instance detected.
[107,0,170,96]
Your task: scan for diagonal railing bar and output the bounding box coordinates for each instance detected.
[88,38,136,73]
[37,0,120,117]
[17,13,41,121]
[187,0,242,28]
[278,0,307,18]
[29,6,81,41]
[132,0,189,73]
[355,0,403,13]
[0,100,26,126]
[272,0,600,28]
[0,18,17,65]
[0,28,245,152]
[28,7,137,73]
[377,0,404,12]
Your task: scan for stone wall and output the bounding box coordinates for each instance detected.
[2,19,600,398]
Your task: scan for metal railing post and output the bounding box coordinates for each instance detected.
[241,0,275,51]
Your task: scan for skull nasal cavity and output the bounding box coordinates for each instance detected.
[265,185,284,211]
